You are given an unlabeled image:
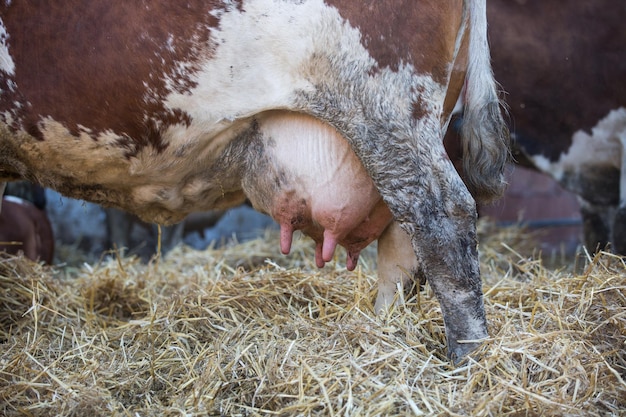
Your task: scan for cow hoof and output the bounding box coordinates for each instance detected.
[447,339,486,365]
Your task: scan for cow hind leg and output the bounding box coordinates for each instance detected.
[371,135,488,362]
[402,174,487,362]
[403,184,488,363]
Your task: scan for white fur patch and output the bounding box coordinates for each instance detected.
[163,0,336,132]
[35,118,131,182]
[0,18,14,76]
[160,0,443,171]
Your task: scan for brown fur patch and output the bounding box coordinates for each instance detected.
[0,1,242,153]
[325,0,464,85]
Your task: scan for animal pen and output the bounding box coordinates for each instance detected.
[0,221,624,416]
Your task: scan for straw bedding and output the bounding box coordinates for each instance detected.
[0,223,624,416]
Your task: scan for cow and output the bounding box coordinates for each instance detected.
[0,195,55,264]
[0,0,509,361]
[0,181,53,263]
[484,0,626,254]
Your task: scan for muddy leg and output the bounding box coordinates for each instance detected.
[365,134,487,362]
[400,189,487,363]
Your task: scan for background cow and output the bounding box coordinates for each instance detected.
[0,195,54,264]
[484,0,626,254]
[0,1,509,361]
[0,181,54,263]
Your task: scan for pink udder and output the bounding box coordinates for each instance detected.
[274,197,393,270]
[244,111,394,271]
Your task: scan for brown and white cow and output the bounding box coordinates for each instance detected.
[0,1,509,361]
[485,0,626,254]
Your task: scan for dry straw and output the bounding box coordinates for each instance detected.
[0,222,624,416]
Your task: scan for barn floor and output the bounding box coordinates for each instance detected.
[0,221,624,416]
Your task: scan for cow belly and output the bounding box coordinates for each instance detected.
[242,111,394,270]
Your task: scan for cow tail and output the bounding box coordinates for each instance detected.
[459,0,510,204]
